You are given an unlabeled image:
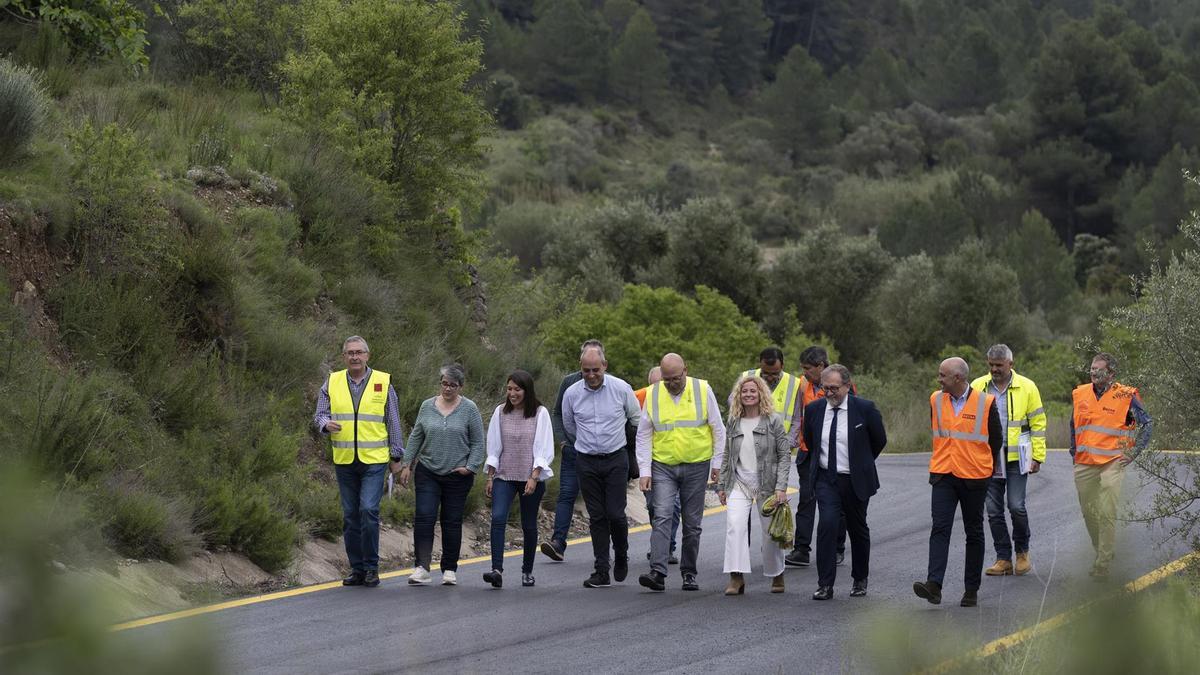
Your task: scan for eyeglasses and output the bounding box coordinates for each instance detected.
[343,350,367,357]
[1089,368,1110,375]
[440,381,461,389]
[822,383,847,392]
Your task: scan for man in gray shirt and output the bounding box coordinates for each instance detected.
[562,345,641,588]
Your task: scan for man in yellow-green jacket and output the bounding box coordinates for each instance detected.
[970,344,1047,577]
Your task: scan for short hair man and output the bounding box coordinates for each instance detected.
[914,357,1003,608]
[312,336,405,588]
[971,344,1048,578]
[1071,352,1152,579]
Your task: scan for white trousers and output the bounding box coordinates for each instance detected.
[722,484,786,576]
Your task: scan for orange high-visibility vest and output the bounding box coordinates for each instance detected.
[929,388,995,479]
[635,386,649,409]
[1072,383,1138,465]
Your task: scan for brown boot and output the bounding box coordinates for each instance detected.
[771,573,785,593]
[724,572,745,596]
[1015,552,1031,575]
[985,559,1013,576]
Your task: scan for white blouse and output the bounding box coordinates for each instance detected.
[484,404,555,480]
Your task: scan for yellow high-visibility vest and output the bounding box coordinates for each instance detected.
[970,370,1048,463]
[646,377,714,465]
[328,369,391,464]
[743,368,800,432]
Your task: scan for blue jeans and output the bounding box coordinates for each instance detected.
[550,447,580,547]
[645,490,679,553]
[649,460,709,576]
[490,479,546,573]
[986,461,1030,560]
[413,463,475,572]
[335,462,387,572]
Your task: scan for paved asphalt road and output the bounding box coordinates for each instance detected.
[130,452,1189,674]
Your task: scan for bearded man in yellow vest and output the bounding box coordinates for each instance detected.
[1071,352,1152,580]
[913,357,1003,608]
[313,336,405,588]
[636,353,726,592]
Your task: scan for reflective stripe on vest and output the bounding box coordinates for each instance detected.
[328,369,391,464]
[929,389,994,479]
[744,368,800,432]
[647,377,714,465]
[1072,383,1137,466]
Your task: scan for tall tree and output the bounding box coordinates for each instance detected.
[526,0,610,101]
[609,7,671,112]
[760,45,837,164]
[644,0,719,99]
[712,0,770,97]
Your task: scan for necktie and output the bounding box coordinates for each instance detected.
[828,406,839,475]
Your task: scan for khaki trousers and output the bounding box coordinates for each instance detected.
[1073,459,1126,566]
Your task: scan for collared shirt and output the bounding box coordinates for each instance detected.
[949,387,970,415]
[989,379,1010,451]
[635,383,727,474]
[562,374,640,455]
[313,367,405,460]
[819,398,850,474]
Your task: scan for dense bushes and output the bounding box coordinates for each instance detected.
[0,58,50,161]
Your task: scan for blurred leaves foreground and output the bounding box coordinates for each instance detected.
[0,463,219,674]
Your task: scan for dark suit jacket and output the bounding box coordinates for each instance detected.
[799,395,888,501]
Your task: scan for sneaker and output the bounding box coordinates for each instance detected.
[985,559,1014,576]
[522,573,535,587]
[363,570,380,588]
[584,571,611,588]
[614,557,629,583]
[483,569,502,588]
[1014,552,1032,576]
[408,566,432,585]
[639,570,666,591]
[785,550,810,567]
[342,571,365,586]
[540,541,565,562]
[442,570,458,586]
[681,573,699,591]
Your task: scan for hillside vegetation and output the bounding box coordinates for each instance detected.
[0,0,1197,585]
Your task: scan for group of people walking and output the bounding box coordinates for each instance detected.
[313,335,1152,606]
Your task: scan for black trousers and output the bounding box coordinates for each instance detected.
[926,474,988,591]
[794,458,847,555]
[814,468,870,587]
[576,450,629,572]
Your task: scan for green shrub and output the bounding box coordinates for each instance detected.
[235,488,297,573]
[187,125,232,167]
[102,488,197,563]
[380,490,415,528]
[0,58,51,162]
[288,478,343,541]
[249,422,300,480]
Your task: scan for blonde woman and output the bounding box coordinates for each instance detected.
[718,374,791,595]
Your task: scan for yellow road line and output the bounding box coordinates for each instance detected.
[111,488,793,633]
[924,551,1200,674]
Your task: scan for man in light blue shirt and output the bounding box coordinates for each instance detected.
[562,345,640,588]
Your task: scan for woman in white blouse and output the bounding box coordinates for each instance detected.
[483,369,554,588]
[717,374,792,595]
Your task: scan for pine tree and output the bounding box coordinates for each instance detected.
[644,0,719,99]
[712,0,770,98]
[760,45,836,164]
[609,8,671,113]
[526,0,610,102]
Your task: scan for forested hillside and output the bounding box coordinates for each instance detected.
[1,0,1198,596]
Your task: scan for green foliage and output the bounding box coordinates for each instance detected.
[281,0,491,221]
[177,0,302,93]
[5,0,150,70]
[526,0,609,101]
[542,284,769,398]
[711,0,769,98]
[644,0,719,99]
[1003,209,1080,314]
[666,197,764,316]
[609,7,670,113]
[0,58,51,162]
[761,46,837,163]
[102,488,197,563]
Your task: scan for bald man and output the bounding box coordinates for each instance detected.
[636,354,726,592]
[914,357,1003,608]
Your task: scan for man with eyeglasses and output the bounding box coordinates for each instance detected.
[1070,352,1152,580]
[313,336,405,588]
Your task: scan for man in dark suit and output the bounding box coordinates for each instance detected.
[801,364,887,601]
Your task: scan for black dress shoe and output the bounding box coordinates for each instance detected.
[363,570,380,588]
[850,579,867,597]
[639,570,666,591]
[342,571,365,586]
[540,541,565,562]
[812,586,834,601]
[681,573,699,591]
[785,550,810,567]
[960,590,978,607]
[614,557,629,582]
[913,580,942,605]
[835,551,845,566]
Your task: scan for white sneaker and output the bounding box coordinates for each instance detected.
[442,570,457,586]
[407,566,431,585]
